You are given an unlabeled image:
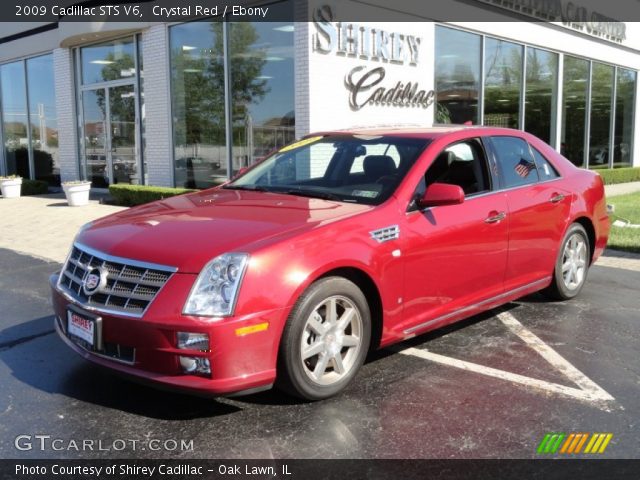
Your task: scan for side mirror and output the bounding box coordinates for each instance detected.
[417,183,464,208]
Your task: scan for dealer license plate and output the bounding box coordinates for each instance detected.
[67,310,96,349]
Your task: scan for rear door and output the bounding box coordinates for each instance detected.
[488,136,571,292]
[400,137,509,334]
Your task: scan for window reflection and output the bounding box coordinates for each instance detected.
[230,17,295,173]
[484,38,522,128]
[524,48,557,144]
[614,68,636,168]
[170,21,227,188]
[561,56,588,167]
[435,26,481,125]
[27,55,59,185]
[589,63,614,169]
[1,62,29,178]
[81,38,136,85]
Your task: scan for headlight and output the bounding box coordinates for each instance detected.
[183,253,249,317]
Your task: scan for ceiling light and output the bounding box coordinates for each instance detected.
[182,45,196,51]
[90,60,114,65]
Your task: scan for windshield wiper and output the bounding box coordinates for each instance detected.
[224,185,342,201]
[222,184,270,192]
[280,188,342,201]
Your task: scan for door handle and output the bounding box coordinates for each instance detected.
[485,211,506,224]
[550,193,565,203]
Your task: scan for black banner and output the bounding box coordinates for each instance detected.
[2,0,640,23]
[2,460,640,480]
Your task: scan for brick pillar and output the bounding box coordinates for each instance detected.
[53,48,80,182]
[142,24,174,187]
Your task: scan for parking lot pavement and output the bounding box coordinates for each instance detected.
[1,247,639,459]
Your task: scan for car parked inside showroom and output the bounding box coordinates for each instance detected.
[50,126,609,400]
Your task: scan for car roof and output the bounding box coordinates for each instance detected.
[310,125,528,140]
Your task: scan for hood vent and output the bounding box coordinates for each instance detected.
[370,225,400,243]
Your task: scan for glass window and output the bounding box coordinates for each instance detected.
[137,34,146,184]
[419,140,491,196]
[1,61,29,178]
[227,135,429,205]
[614,68,636,168]
[531,146,559,181]
[561,56,589,167]
[231,5,295,174]
[435,26,481,125]
[484,38,522,128]
[170,21,227,188]
[26,54,59,186]
[491,136,539,188]
[81,38,136,85]
[589,63,614,169]
[524,48,558,145]
[350,144,400,173]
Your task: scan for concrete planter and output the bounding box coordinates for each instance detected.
[62,181,92,207]
[0,178,22,198]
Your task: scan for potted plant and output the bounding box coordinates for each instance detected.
[0,175,23,199]
[62,180,92,207]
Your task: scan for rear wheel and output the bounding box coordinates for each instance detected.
[543,223,590,300]
[277,277,371,400]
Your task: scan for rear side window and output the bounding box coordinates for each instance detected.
[531,146,560,181]
[491,136,539,188]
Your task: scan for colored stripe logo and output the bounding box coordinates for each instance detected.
[537,433,613,454]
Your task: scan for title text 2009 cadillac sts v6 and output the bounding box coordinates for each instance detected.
[50,127,609,400]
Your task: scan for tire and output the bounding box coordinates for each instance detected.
[542,223,590,300]
[277,277,371,401]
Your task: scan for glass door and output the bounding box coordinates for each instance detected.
[81,84,138,187]
[82,89,108,187]
[109,84,138,184]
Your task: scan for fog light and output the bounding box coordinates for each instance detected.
[177,332,209,351]
[179,356,211,376]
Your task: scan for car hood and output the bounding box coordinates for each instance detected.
[77,188,372,273]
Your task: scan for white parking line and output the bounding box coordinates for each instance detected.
[397,311,617,411]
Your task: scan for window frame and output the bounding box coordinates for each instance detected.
[527,144,561,182]
[409,137,496,212]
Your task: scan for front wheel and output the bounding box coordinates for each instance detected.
[543,223,590,300]
[277,277,371,400]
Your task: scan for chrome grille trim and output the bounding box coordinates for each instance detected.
[56,242,177,318]
[370,225,400,243]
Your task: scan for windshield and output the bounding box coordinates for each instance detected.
[224,135,430,205]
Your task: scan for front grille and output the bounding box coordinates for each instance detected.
[58,244,176,317]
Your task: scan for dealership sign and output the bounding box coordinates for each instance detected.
[312,5,434,111]
[475,0,626,43]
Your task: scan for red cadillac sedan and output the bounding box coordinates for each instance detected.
[50,127,609,400]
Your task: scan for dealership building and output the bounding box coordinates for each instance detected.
[0,0,639,190]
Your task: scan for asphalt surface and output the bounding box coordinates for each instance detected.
[0,248,638,459]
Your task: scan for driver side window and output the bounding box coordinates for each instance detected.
[415,139,491,202]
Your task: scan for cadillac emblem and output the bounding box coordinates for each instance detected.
[82,267,107,296]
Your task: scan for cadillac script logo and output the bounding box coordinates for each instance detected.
[82,267,107,296]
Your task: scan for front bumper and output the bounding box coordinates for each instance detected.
[50,273,286,397]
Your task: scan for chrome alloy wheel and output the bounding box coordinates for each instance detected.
[561,233,588,290]
[300,296,363,386]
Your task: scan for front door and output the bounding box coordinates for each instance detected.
[400,138,509,335]
[81,83,139,187]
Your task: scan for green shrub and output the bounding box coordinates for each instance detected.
[597,167,640,185]
[109,184,196,206]
[21,179,49,195]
